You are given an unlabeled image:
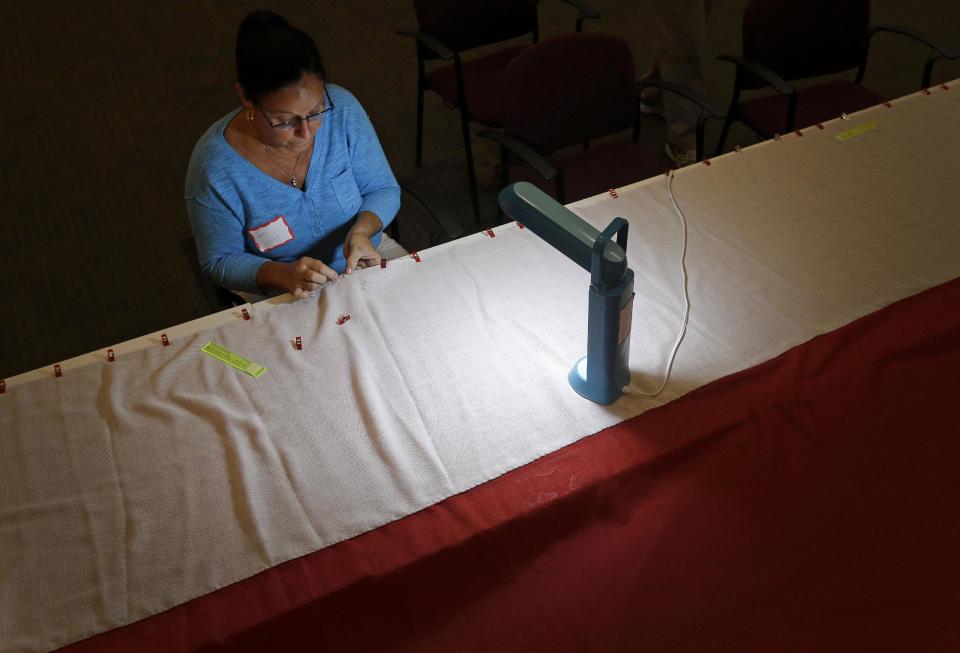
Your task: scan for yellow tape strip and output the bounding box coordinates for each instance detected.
[835,120,882,141]
[201,341,267,378]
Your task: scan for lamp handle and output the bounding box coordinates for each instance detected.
[591,217,629,287]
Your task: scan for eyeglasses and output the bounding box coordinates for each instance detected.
[255,87,334,131]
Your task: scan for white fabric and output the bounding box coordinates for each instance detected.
[2,85,959,653]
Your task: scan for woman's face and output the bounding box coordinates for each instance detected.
[245,73,327,153]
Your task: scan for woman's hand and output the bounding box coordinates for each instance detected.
[343,211,384,274]
[257,258,339,299]
[343,233,381,273]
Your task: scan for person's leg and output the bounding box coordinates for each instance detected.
[646,0,708,163]
[235,289,269,304]
[376,232,409,260]
[640,38,664,115]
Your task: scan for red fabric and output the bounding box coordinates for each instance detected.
[738,81,885,136]
[60,278,960,652]
[425,45,527,126]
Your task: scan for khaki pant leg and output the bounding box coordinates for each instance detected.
[645,0,709,151]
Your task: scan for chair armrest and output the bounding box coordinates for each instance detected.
[870,25,957,60]
[554,0,602,31]
[636,79,726,119]
[478,129,559,181]
[868,26,957,88]
[717,54,795,96]
[396,29,455,61]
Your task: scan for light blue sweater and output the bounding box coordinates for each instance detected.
[184,85,400,293]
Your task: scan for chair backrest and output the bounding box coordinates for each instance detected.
[741,0,870,87]
[414,0,538,55]
[499,33,636,154]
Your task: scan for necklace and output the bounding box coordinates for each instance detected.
[261,145,305,188]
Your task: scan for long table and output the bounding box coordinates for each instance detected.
[2,83,959,652]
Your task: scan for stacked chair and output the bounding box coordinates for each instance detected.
[398,0,601,222]
[716,0,956,153]
[479,32,724,206]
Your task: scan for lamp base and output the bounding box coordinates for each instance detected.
[568,356,628,405]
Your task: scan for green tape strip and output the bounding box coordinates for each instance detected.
[201,341,266,378]
[835,120,882,141]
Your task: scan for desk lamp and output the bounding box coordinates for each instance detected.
[499,182,635,404]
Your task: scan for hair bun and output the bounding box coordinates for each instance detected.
[235,10,326,102]
[238,10,289,37]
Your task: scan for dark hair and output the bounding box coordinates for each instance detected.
[235,11,326,102]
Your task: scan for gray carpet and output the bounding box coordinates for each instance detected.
[2,1,957,378]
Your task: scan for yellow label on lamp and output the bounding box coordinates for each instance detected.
[835,120,882,141]
[201,341,266,378]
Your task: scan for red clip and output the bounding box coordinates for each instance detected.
[922,87,932,95]
[295,336,303,350]
[411,252,421,263]
[941,83,950,91]
[484,229,496,238]
[337,314,352,325]
[380,259,387,269]
[702,157,712,166]
[883,100,892,108]
[517,222,525,229]
[54,364,63,378]
[161,333,170,347]
[794,129,803,137]
[241,308,251,321]
[0,379,6,394]
[608,188,620,198]
[107,348,116,363]
[816,123,825,130]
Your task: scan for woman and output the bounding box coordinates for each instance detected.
[185,11,403,299]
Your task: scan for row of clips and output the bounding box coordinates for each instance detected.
[601,84,951,200]
[1,250,440,389]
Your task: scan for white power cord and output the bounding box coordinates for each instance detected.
[624,169,691,398]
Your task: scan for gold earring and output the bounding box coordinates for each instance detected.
[246,109,254,122]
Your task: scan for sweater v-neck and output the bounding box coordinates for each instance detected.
[219,108,325,194]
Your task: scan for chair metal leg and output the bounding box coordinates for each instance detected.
[497,144,510,224]
[717,77,742,156]
[695,115,706,161]
[460,112,481,224]
[922,54,938,89]
[415,59,425,167]
[716,114,733,156]
[452,55,480,223]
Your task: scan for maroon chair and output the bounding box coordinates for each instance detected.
[479,33,724,207]
[398,0,600,222]
[716,0,957,153]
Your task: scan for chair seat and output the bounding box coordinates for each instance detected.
[426,45,528,126]
[511,142,673,204]
[738,80,885,136]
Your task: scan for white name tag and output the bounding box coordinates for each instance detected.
[248,215,295,252]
